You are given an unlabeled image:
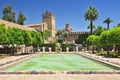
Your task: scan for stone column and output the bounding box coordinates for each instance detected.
[76,46,78,53]
[49,47,51,52]
[42,47,45,53]
[66,47,69,53]
[38,49,40,52]
[21,45,24,53]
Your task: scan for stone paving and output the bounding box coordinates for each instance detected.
[0,74,120,80]
[80,52,120,67]
[0,54,38,69]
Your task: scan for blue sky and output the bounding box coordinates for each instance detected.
[0,0,120,31]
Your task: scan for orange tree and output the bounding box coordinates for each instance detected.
[100,30,111,57]
[0,24,8,45]
[108,27,120,56]
[87,35,100,53]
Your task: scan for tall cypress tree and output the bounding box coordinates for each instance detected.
[2,5,16,23]
[17,11,26,25]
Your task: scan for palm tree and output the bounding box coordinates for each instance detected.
[103,17,113,29]
[84,6,99,35]
[103,18,113,57]
[87,24,95,30]
[93,26,104,36]
[116,23,120,27]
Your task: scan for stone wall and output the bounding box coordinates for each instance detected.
[0,19,36,31]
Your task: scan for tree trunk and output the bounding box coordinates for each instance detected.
[33,46,36,54]
[92,45,95,54]
[107,23,109,29]
[107,45,110,57]
[13,47,15,55]
[25,45,27,54]
[90,20,93,35]
[118,45,120,56]
[5,46,8,55]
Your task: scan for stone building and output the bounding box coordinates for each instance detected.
[0,11,89,44]
[64,23,89,43]
[64,23,73,32]
[0,11,56,43]
[42,11,56,38]
[26,23,47,32]
[0,19,36,31]
[26,11,56,43]
[66,31,89,42]
[0,19,36,54]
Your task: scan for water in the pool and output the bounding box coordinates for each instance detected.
[5,54,117,71]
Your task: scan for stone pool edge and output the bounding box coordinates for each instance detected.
[0,54,39,70]
[76,53,120,69]
[0,52,120,75]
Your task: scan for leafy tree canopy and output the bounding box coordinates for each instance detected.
[0,24,8,45]
[17,11,26,25]
[109,27,120,45]
[86,35,100,46]
[44,29,50,39]
[75,33,89,44]
[93,26,105,36]
[100,30,110,45]
[57,29,69,42]
[2,5,16,23]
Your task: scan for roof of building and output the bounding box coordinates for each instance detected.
[25,24,42,27]
[0,19,36,31]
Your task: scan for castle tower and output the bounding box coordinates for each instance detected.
[42,11,56,39]
[65,22,73,32]
[65,23,70,30]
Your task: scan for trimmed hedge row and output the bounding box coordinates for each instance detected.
[39,43,76,52]
[61,43,76,51]
[40,44,56,51]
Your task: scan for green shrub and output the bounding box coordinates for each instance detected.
[61,43,75,51]
[75,33,89,44]
[40,44,56,51]
[109,52,118,58]
[56,47,62,51]
[118,56,120,59]
[95,51,106,55]
[57,39,63,43]
[102,45,113,51]
[96,51,118,58]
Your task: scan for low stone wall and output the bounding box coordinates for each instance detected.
[0,71,56,75]
[0,70,120,75]
[77,53,120,69]
[66,70,120,74]
[0,54,39,70]
[0,52,120,75]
